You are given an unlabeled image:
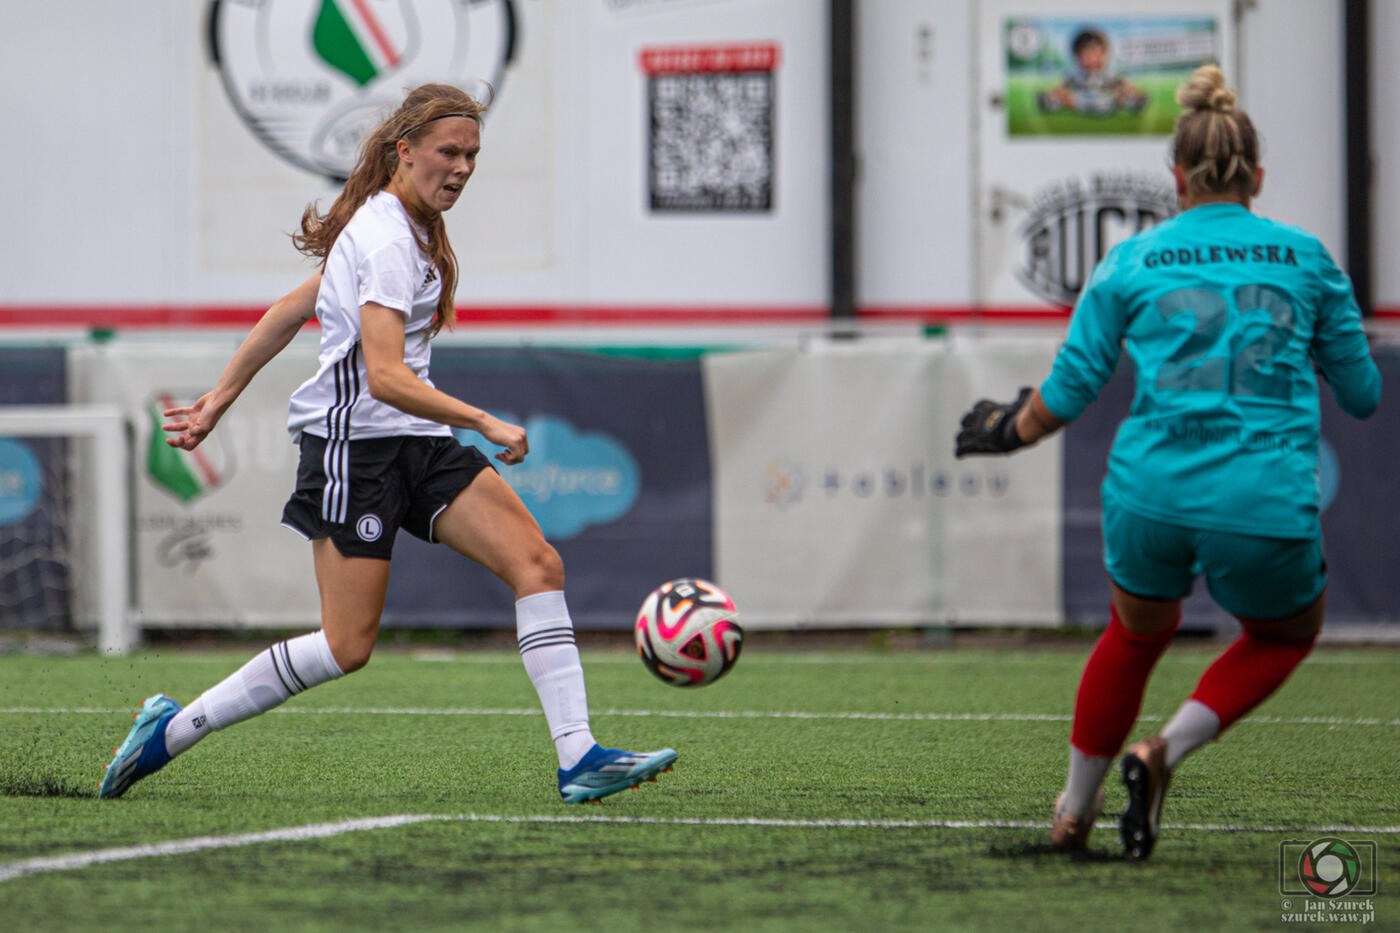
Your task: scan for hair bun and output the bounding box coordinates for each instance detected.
[1175,64,1237,113]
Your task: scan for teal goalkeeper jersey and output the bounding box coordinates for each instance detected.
[1040,202,1381,539]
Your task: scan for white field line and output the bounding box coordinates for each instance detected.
[405,654,1399,664]
[3,707,1399,727]
[3,812,1398,883]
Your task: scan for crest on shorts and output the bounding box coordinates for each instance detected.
[356,514,384,541]
[208,0,515,182]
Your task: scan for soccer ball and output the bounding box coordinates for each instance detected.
[635,578,743,687]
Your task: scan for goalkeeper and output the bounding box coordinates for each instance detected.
[957,65,1380,859]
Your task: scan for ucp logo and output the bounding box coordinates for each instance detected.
[454,415,640,540]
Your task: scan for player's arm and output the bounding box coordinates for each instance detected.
[1015,390,1065,443]
[163,271,322,450]
[359,302,528,464]
[1311,247,1381,419]
[956,253,1125,457]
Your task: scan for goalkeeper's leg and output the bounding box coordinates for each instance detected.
[1160,592,1323,771]
[1053,587,1179,849]
[1120,532,1324,858]
[1118,600,1320,859]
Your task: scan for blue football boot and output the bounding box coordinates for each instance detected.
[98,694,182,799]
[558,745,677,804]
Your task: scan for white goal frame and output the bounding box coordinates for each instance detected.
[0,405,133,655]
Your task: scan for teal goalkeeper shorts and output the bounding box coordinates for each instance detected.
[1101,490,1326,620]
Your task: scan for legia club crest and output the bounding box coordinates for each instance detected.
[209,0,515,181]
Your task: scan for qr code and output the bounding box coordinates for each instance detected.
[648,72,774,212]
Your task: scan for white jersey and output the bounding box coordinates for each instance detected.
[287,190,452,441]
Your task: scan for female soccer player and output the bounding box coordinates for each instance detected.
[956,65,1380,858]
[100,83,676,804]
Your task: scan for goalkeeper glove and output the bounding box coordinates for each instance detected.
[955,387,1032,457]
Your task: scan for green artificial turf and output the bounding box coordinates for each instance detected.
[0,641,1396,931]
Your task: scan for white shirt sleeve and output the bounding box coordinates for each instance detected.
[357,237,421,316]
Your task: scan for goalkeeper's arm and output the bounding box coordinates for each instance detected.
[162,272,321,450]
[1014,387,1066,445]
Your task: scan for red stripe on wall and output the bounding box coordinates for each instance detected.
[858,305,1072,322]
[453,305,830,325]
[0,306,291,328]
[0,304,1394,329]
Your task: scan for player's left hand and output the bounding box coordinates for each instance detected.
[163,391,227,450]
[477,414,529,465]
[955,387,1032,458]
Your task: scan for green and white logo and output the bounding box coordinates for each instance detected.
[145,396,235,504]
[210,0,515,180]
[1298,838,1363,898]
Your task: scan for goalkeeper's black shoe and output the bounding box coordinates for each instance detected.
[1120,736,1170,859]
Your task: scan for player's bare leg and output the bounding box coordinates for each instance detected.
[314,539,392,673]
[432,469,675,801]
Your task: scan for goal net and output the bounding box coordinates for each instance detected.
[0,406,132,654]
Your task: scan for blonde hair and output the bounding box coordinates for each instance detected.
[1171,65,1258,201]
[293,83,490,335]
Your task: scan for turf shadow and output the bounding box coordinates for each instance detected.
[0,772,94,798]
[988,841,1125,862]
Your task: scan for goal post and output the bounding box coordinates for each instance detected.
[0,405,133,655]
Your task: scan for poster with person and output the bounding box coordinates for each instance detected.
[1004,15,1220,136]
[975,0,1235,309]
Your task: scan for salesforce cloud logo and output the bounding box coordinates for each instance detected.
[454,414,640,539]
[0,438,42,525]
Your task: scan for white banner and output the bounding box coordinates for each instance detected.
[70,342,323,627]
[703,340,1061,628]
[941,334,1064,624]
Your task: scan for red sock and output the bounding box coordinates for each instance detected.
[1190,631,1317,729]
[1069,605,1178,757]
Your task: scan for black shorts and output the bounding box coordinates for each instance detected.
[281,433,493,559]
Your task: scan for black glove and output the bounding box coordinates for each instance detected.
[955,387,1032,457]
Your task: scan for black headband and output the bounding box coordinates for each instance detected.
[398,111,481,141]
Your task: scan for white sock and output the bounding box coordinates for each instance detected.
[1061,746,1113,816]
[163,696,210,756]
[555,731,597,770]
[1161,699,1221,770]
[163,630,345,757]
[517,591,595,769]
